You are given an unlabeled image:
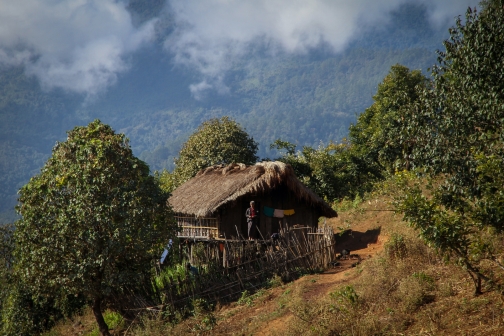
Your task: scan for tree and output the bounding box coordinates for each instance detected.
[0,223,13,331]
[271,140,380,202]
[399,2,504,294]
[349,64,428,173]
[14,120,176,335]
[171,117,258,189]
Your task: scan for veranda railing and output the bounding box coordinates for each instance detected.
[175,215,219,239]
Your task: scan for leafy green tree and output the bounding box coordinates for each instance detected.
[171,117,258,189]
[0,223,13,331]
[399,2,504,294]
[349,64,428,173]
[0,223,13,280]
[1,223,86,335]
[14,120,176,335]
[271,140,380,201]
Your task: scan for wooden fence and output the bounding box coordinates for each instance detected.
[154,224,337,309]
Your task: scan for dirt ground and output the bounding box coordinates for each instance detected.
[50,197,504,335]
[209,201,392,336]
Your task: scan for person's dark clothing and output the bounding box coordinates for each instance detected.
[246,207,259,239]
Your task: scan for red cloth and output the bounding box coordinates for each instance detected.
[250,208,256,218]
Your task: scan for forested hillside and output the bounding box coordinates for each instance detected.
[5,2,504,334]
[0,2,452,222]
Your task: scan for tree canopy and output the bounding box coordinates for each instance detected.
[270,65,428,203]
[398,2,504,294]
[14,120,175,335]
[271,139,380,202]
[169,116,258,189]
[349,64,428,173]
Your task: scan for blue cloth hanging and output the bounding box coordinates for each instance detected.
[263,206,275,217]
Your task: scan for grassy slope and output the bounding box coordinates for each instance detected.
[47,187,504,335]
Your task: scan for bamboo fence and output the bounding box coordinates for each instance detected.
[154,224,337,309]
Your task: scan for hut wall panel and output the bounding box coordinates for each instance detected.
[219,204,243,239]
[218,183,326,238]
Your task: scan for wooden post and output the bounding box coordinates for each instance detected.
[223,244,227,268]
[190,242,194,265]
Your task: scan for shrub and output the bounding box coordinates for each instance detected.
[385,233,408,259]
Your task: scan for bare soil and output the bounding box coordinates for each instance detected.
[208,201,392,336]
[50,197,504,335]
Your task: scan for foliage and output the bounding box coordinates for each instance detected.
[1,284,86,336]
[0,3,445,217]
[189,298,216,332]
[397,2,504,294]
[89,310,124,336]
[171,117,258,189]
[154,169,175,194]
[153,263,192,295]
[272,139,381,201]
[237,290,254,307]
[329,285,360,309]
[0,223,13,276]
[349,64,429,173]
[271,64,429,201]
[13,120,176,335]
[0,223,14,332]
[385,233,408,260]
[2,223,86,335]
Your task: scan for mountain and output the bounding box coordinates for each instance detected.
[0,2,456,222]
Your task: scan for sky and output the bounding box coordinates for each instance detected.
[0,0,477,98]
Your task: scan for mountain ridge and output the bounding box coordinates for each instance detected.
[0,2,456,221]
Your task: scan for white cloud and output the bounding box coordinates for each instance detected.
[165,0,476,98]
[0,0,155,96]
[0,0,477,98]
[423,0,476,27]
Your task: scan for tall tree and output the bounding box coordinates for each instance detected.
[349,64,428,173]
[171,116,258,189]
[399,2,504,294]
[0,223,14,329]
[14,120,175,335]
[271,140,380,201]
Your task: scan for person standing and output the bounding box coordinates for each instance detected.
[246,201,259,240]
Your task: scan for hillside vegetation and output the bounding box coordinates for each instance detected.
[3,2,504,335]
[44,180,504,335]
[140,189,503,335]
[0,3,446,221]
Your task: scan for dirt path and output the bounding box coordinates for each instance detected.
[258,226,387,336]
[212,202,394,335]
[210,225,388,336]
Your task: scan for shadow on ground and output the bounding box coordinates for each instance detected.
[334,227,381,253]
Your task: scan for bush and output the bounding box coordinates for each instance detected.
[89,311,124,336]
[1,283,85,336]
[385,233,408,259]
[397,272,435,312]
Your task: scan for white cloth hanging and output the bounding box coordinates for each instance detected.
[273,209,284,218]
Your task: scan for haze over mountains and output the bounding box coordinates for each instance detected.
[0,0,477,222]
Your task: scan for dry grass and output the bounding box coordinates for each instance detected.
[42,307,125,336]
[279,177,504,336]
[46,181,504,335]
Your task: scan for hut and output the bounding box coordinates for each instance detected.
[168,161,337,240]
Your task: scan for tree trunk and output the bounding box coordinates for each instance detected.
[475,276,482,296]
[92,297,110,336]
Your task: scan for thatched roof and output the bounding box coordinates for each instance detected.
[168,161,337,218]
